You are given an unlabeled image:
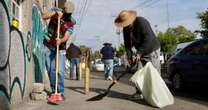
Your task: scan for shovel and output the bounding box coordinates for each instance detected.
[86,61,137,101]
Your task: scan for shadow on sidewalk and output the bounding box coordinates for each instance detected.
[65,86,150,107]
[85,72,208,107]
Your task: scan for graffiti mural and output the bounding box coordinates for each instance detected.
[0,0,34,109]
[32,2,47,83]
[0,0,53,109]
[9,26,26,98]
[0,0,12,109]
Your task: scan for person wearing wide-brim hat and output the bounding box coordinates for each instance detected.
[42,1,76,102]
[100,42,115,81]
[114,10,161,100]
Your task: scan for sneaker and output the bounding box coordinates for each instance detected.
[107,76,113,81]
[128,93,143,100]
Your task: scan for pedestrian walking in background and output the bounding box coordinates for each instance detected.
[66,43,82,80]
[114,10,161,100]
[42,1,75,101]
[100,43,115,81]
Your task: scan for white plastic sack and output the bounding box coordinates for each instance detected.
[130,62,174,108]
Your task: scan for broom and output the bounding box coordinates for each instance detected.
[47,17,62,104]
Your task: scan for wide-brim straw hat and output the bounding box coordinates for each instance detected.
[114,10,137,27]
[103,43,112,45]
[64,1,75,13]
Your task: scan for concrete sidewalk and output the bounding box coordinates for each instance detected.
[13,71,208,110]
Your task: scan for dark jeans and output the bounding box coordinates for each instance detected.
[70,58,80,80]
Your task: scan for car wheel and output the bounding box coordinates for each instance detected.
[172,73,183,90]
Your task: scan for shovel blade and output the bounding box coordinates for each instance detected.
[86,92,108,101]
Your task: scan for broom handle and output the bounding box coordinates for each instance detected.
[55,17,61,94]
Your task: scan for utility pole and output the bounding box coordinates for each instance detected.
[55,0,58,7]
[166,0,170,29]
[116,28,121,49]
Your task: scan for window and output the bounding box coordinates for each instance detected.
[181,42,198,55]
[182,40,208,56]
[200,40,208,55]
[10,0,20,20]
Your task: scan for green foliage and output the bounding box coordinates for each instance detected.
[158,25,196,53]
[116,44,126,57]
[80,45,89,53]
[90,50,101,61]
[158,32,177,52]
[197,8,208,38]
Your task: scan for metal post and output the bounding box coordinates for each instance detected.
[84,50,90,94]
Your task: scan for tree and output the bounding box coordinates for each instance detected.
[167,25,196,43]
[158,25,196,53]
[158,32,177,53]
[80,45,89,53]
[115,44,126,57]
[90,50,101,61]
[197,8,208,38]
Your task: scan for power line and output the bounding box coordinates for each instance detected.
[79,0,92,26]
[141,0,161,9]
[133,0,154,9]
[71,0,87,42]
[75,0,83,14]
[73,0,93,42]
[77,0,88,25]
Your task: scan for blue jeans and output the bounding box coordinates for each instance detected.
[102,59,114,78]
[45,47,65,94]
[70,58,80,80]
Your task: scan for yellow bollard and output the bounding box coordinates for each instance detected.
[84,50,91,95]
[80,62,85,80]
[66,60,70,79]
[85,67,90,94]
[67,66,70,79]
[80,63,82,80]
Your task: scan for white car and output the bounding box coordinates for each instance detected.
[91,59,120,72]
[160,53,165,64]
[92,59,104,71]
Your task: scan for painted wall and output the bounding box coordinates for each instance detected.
[0,0,54,109]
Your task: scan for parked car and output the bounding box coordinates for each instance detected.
[160,52,165,64]
[92,59,104,71]
[176,41,193,52]
[91,59,120,72]
[167,39,208,90]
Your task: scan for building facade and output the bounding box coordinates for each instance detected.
[0,0,58,109]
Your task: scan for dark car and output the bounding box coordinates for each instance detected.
[167,39,208,90]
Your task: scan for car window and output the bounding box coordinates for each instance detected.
[96,60,103,64]
[201,40,208,55]
[181,41,199,55]
[182,40,208,56]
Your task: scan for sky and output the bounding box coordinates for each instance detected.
[69,0,208,51]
